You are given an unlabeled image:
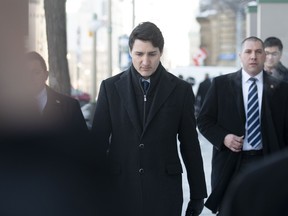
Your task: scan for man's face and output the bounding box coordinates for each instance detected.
[130,39,162,79]
[264,46,282,71]
[27,59,48,95]
[239,40,266,76]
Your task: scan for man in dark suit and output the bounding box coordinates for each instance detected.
[91,22,207,216]
[0,49,96,214]
[197,36,288,214]
[264,36,288,82]
[25,51,88,133]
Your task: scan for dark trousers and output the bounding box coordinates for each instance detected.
[237,150,264,175]
[217,150,263,216]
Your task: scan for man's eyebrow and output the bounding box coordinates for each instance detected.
[148,51,158,54]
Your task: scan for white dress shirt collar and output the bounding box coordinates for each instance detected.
[35,87,48,113]
[242,69,264,84]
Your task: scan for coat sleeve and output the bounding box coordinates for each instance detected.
[91,81,112,158]
[69,99,89,133]
[197,78,230,150]
[178,85,207,199]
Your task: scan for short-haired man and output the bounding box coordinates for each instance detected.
[92,22,207,216]
[198,36,288,214]
[25,51,88,133]
[264,36,288,82]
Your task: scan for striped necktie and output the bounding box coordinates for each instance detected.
[247,77,261,147]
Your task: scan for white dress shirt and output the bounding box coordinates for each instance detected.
[35,87,48,113]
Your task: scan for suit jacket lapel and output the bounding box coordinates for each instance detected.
[42,86,62,117]
[115,70,142,137]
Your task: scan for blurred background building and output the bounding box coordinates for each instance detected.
[28,0,288,101]
[196,0,288,67]
[29,0,48,67]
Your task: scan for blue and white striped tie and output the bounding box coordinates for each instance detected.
[247,77,261,147]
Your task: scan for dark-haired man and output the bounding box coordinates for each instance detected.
[264,36,288,82]
[197,36,288,215]
[92,22,207,216]
[25,51,88,133]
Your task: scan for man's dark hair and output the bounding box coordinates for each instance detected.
[128,22,164,53]
[264,36,283,51]
[26,51,47,71]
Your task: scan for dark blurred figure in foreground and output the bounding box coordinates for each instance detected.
[220,148,288,216]
[195,73,211,117]
[0,2,99,215]
[0,50,99,215]
[0,133,100,216]
[264,36,288,82]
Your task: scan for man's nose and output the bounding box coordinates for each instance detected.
[250,52,257,59]
[142,55,150,65]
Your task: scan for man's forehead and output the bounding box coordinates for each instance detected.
[265,46,280,51]
[243,42,263,50]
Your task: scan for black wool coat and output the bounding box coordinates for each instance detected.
[92,64,207,216]
[197,70,288,213]
[34,85,89,134]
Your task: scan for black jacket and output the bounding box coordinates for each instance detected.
[197,70,288,213]
[92,63,207,216]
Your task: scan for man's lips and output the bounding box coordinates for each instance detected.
[141,67,151,71]
[249,62,258,66]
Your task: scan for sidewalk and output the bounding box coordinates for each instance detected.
[181,132,214,216]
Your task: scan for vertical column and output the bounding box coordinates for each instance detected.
[245,3,258,37]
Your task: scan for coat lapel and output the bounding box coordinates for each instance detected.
[261,72,281,152]
[115,70,142,137]
[262,71,277,101]
[42,86,62,117]
[229,70,246,126]
[144,71,176,131]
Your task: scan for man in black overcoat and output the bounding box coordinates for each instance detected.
[25,51,88,134]
[92,22,207,216]
[197,36,288,214]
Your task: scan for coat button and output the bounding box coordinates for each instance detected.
[139,168,144,174]
[139,143,144,149]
